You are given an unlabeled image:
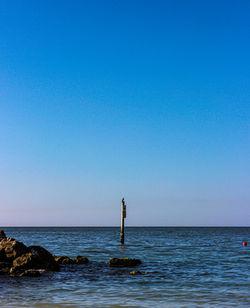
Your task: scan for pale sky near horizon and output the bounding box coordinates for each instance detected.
[0,0,249,226]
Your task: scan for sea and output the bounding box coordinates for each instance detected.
[0,227,249,307]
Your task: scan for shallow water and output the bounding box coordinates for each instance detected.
[0,227,249,307]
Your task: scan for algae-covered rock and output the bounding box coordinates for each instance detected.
[73,256,89,264]
[10,246,60,276]
[10,266,42,277]
[129,270,142,275]
[0,231,59,277]
[108,257,142,267]
[10,253,37,276]
[11,253,38,275]
[0,238,29,262]
[54,256,74,265]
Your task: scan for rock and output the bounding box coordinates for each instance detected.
[10,266,42,277]
[73,256,89,264]
[28,246,60,271]
[0,267,10,275]
[0,233,63,277]
[10,245,60,276]
[0,230,6,240]
[0,238,29,262]
[0,248,7,262]
[0,261,11,269]
[10,248,59,276]
[11,253,40,274]
[129,270,142,275]
[0,262,11,275]
[108,258,142,267]
[54,256,74,265]
[19,269,41,277]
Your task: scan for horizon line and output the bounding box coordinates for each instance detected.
[1,225,249,228]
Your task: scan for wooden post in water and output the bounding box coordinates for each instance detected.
[120,198,126,244]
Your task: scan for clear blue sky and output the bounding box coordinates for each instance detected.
[0,0,249,226]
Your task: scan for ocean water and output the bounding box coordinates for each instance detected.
[0,227,249,307]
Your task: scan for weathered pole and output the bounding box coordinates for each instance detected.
[120,198,126,244]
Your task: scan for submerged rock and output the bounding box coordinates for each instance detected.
[54,256,74,265]
[73,256,89,264]
[108,258,142,267]
[129,270,142,275]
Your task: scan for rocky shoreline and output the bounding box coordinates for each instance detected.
[0,230,142,277]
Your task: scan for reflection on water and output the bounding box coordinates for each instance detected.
[0,227,249,307]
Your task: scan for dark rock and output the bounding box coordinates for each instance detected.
[11,253,39,273]
[0,238,29,261]
[0,261,11,269]
[0,230,6,240]
[73,256,89,264]
[10,245,60,276]
[10,253,39,276]
[19,269,41,277]
[10,249,59,276]
[129,271,142,275]
[54,256,74,265]
[28,246,60,271]
[129,270,142,275]
[0,248,7,262]
[129,270,148,275]
[0,267,10,275]
[10,266,42,277]
[108,257,142,267]
[0,262,11,275]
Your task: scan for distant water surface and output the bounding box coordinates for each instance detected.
[0,227,249,307]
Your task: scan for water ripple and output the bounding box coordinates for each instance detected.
[0,227,249,307]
